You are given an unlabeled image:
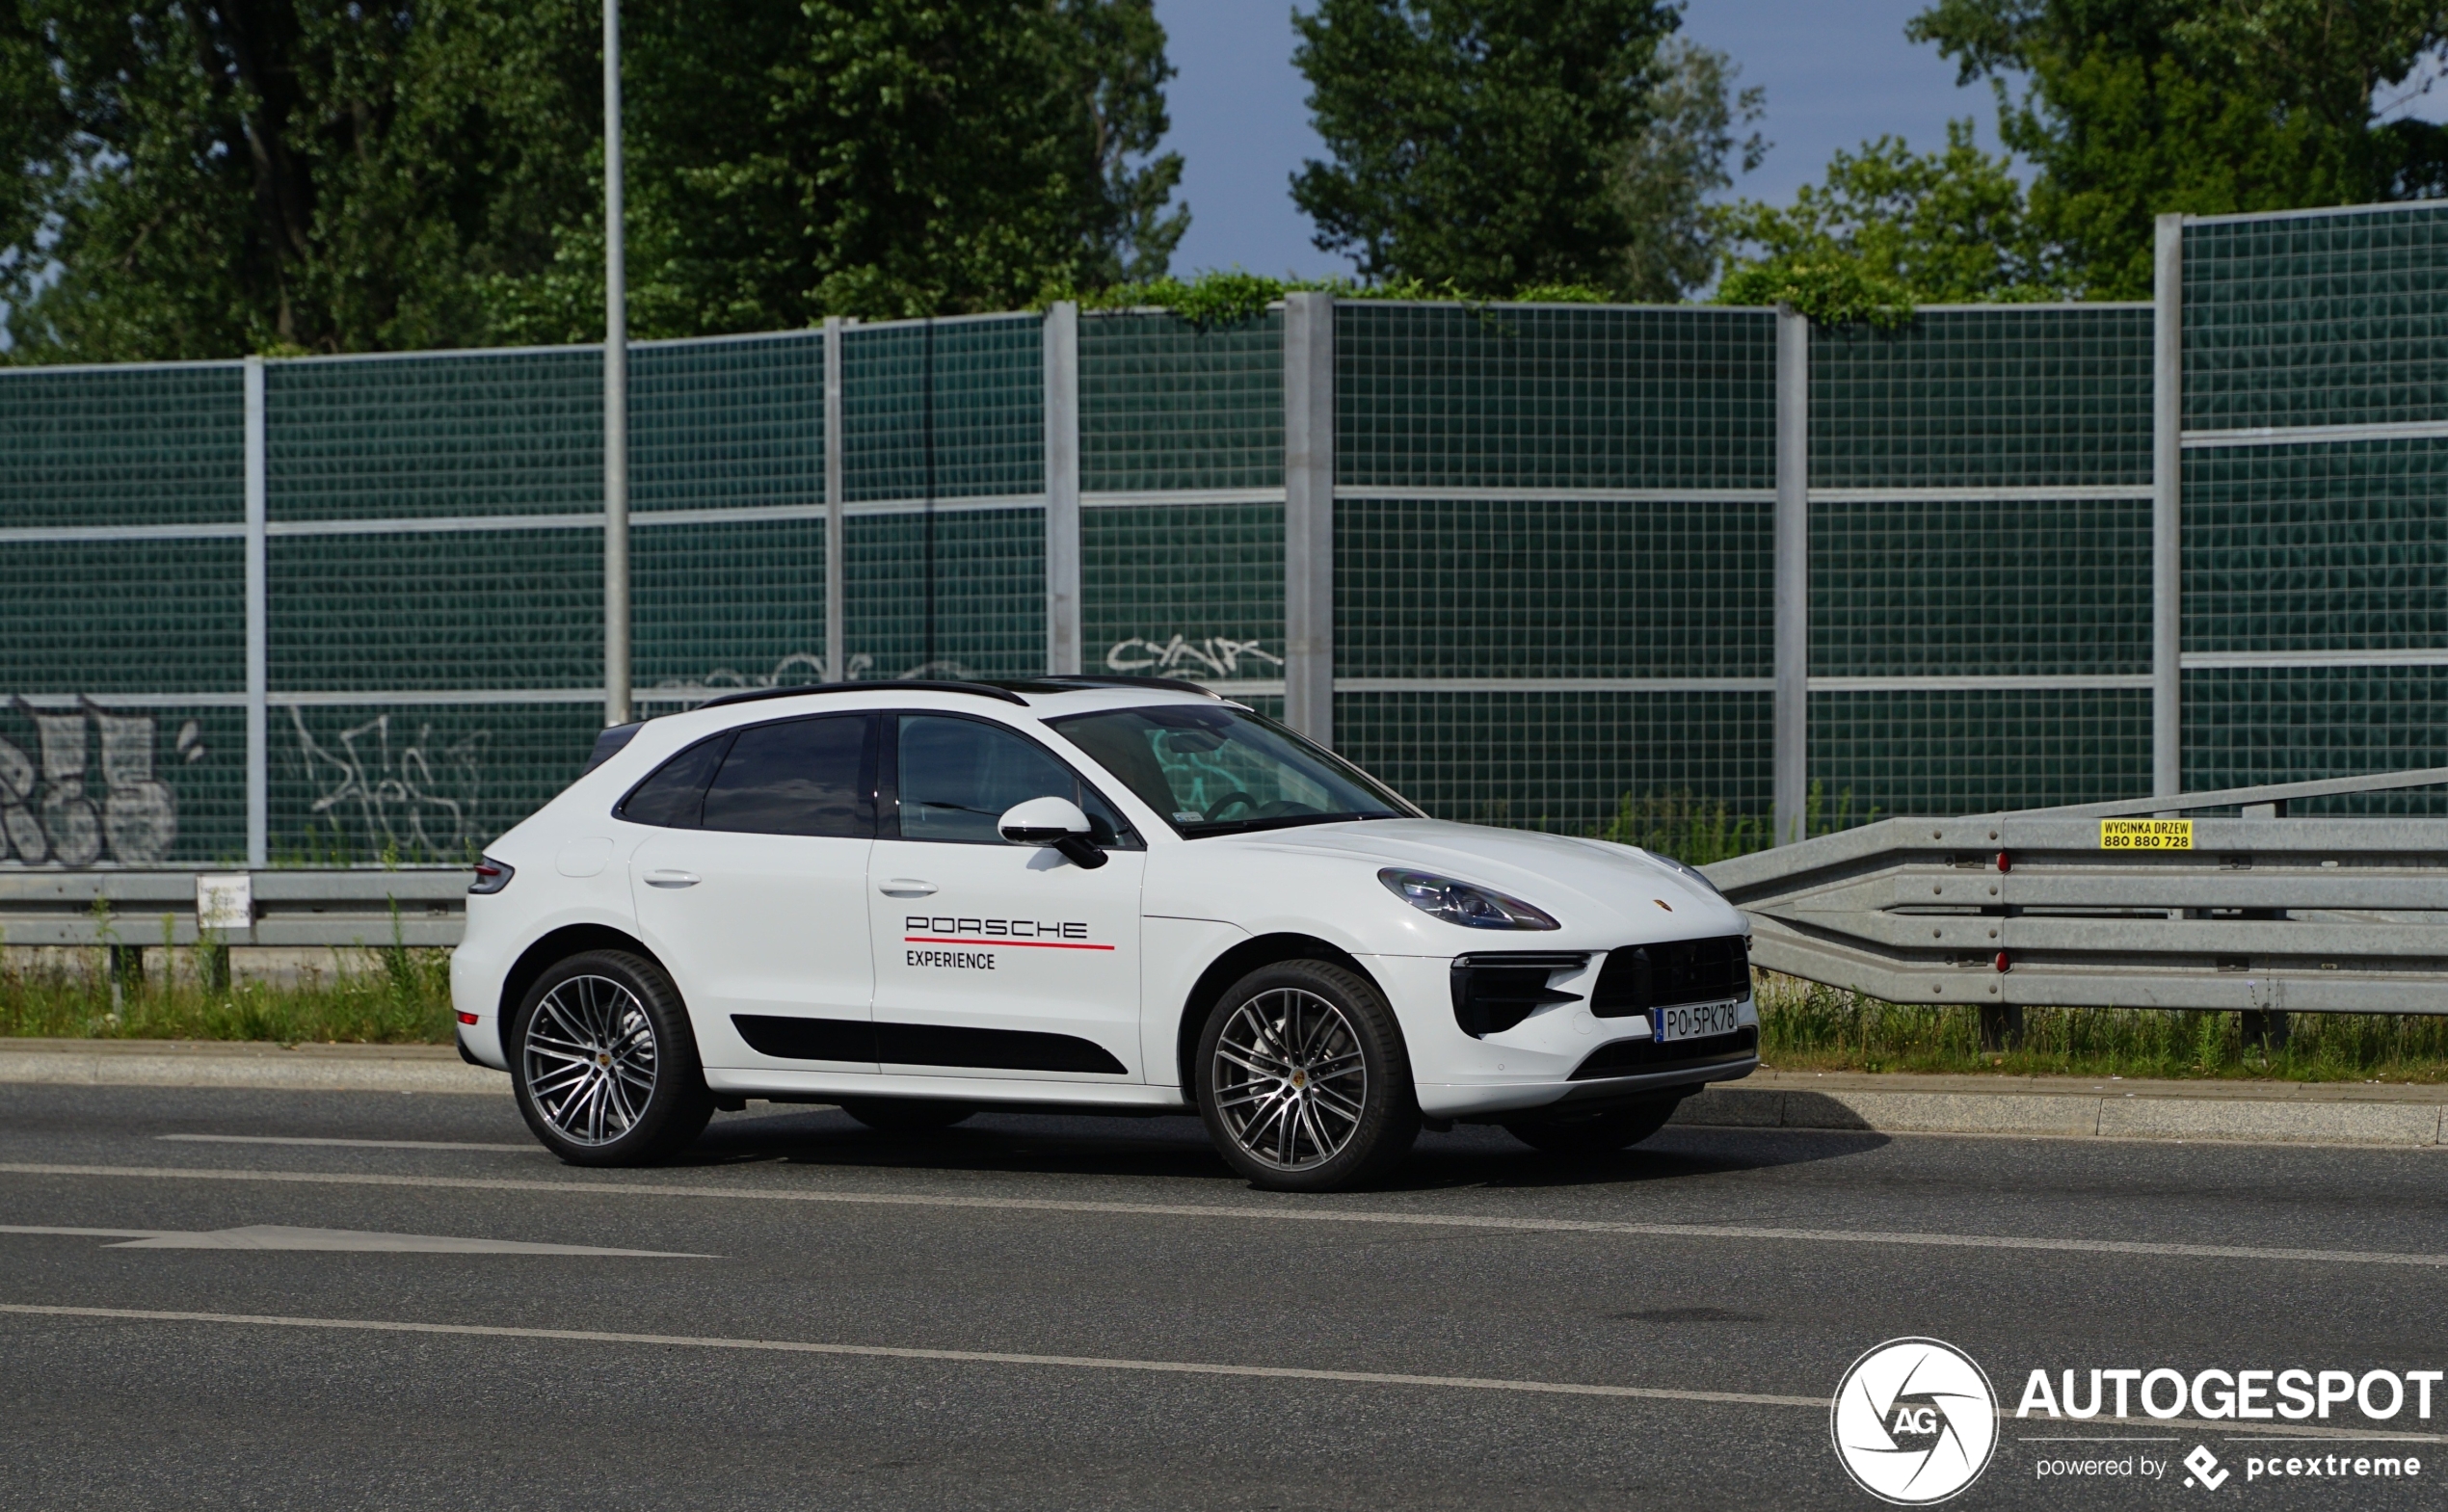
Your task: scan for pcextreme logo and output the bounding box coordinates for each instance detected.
[1831,1338,2000,1505]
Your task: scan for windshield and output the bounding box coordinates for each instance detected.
[1047,704,1412,837]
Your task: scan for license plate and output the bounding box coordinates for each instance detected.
[1653,998,1743,1043]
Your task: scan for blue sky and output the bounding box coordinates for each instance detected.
[1152,0,2005,280]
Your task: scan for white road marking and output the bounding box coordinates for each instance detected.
[107,1225,710,1256]
[158,1135,537,1154]
[0,1302,2437,1444]
[3,1161,2444,1269]
[0,1226,178,1239]
[0,1219,706,1256]
[0,1302,1818,1405]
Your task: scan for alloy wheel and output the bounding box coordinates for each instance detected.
[1210,987,1368,1171]
[522,974,660,1147]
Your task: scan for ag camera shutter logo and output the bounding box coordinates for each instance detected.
[1831,1338,1999,1504]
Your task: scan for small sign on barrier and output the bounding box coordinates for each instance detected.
[2099,818,2193,850]
[195,873,253,934]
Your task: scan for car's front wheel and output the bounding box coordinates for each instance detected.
[1503,1095,1683,1155]
[1196,959,1419,1192]
[510,949,712,1166]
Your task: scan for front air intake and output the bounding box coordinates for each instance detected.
[1450,951,1589,1038]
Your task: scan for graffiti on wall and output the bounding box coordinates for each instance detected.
[0,702,198,866]
[1104,636,1282,680]
[290,708,488,861]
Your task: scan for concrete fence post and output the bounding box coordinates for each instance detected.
[1044,302,1082,676]
[1283,292,1336,745]
[243,355,268,869]
[2153,212,2185,799]
[1772,307,1810,846]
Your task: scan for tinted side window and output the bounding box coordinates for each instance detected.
[701,714,872,838]
[617,734,731,828]
[895,714,1131,846]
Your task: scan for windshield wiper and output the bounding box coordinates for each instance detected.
[1177,811,1394,837]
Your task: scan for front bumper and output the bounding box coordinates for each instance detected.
[1364,951,1758,1119]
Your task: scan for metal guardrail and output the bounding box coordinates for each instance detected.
[1701,770,2448,1015]
[0,870,471,949]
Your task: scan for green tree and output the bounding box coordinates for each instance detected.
[1290,0,1686,296]
[4,0,1187,360]
[0,0,598,359]
[1906,0,2448,298]
[1716,119,2061,319]
[1610,38,1768,301]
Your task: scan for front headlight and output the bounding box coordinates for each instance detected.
[1378,868,1560,931]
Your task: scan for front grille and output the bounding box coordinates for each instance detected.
[1589,936,1749,1018]
[1569,1024,1757,1081]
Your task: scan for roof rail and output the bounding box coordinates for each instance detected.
[1026,675,1220,699]
[696,679,1028,710]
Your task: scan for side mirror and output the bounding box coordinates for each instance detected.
[997,796,1107,869]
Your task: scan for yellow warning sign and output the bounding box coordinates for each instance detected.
[2100,818,2192,850]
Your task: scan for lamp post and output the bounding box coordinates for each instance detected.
[601,0,630,728]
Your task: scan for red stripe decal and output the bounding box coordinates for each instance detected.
[903,936,1115,951]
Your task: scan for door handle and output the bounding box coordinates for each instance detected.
[644,869,701,889]
[879,878,938,898]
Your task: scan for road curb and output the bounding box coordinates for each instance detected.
[0,1042,507,1096]
[1673,1084,2448,1146]
[3,1041,2444,1144]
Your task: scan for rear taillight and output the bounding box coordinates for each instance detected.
[468,858,515,895]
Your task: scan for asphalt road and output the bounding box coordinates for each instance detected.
[3,1082,2444,1510]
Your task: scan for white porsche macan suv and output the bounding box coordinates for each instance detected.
[451,678,1758,1191]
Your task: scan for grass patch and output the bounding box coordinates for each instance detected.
[0,942,455,1045]
[1758,971,2448,1083]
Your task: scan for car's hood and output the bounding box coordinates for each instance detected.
[1203,818,1746,946]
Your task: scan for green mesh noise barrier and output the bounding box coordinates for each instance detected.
[1338,496,1771,680]
[0,362,244,527]
[4,216,2446,866]
[1337,304,1778,491]
[1806,308,2154,821]
[275,703,610,867]
[839,317,1045,680]
[0,363,247,862]
[1810,308,2152,490]
[1338,690,1772,834]
[1080,311,1285,684]
[2184,204,2448,433]
[631,332,827,696]
[1080,310,1282,492]
[1329,305,1777,836]
[266,349,602,522]
[1811,687,2153,821]
[2181,205,2448,796]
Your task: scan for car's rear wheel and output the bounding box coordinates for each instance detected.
[510,949,712,1166]
[837,1098,974,1133]
[1196,959,1419,1192]
[1503,1095,1683,1155]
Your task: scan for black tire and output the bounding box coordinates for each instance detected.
[510,949,713,1166]
[837,1098,975,1133]
[1195,959,1419,1193]
[1503,1095,1683,1156]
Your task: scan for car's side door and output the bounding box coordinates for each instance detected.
[865,711,1145,1081]
[625,711,879,1073]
